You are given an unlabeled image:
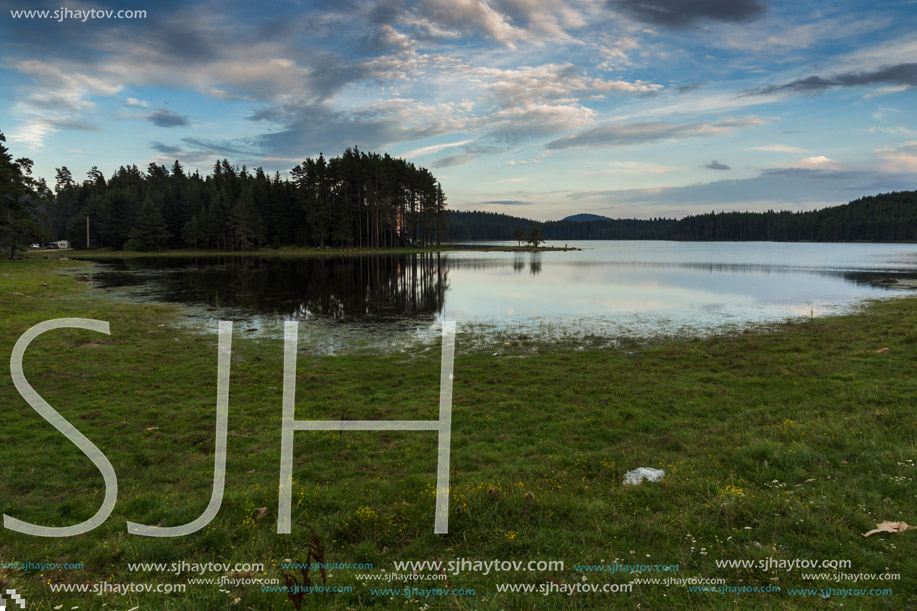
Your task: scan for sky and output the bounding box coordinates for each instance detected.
[1,0,916,220]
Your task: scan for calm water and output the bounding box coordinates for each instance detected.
[87,241,917,351]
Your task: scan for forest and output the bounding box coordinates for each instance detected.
[40,146,447,252]
[448,191,917,243]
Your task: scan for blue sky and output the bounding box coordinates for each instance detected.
[1,0,916,219]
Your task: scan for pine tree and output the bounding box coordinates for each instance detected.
[229,189,264,250]
[181,215,203,250]
[129,195,170,251]
[0,132,47,258]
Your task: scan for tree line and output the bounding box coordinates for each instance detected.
[4,122,917,258]
[448,192,917,243]
[1,132,448,255]
[0,132,53,258]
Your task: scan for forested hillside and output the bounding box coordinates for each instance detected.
[450,192,917,243]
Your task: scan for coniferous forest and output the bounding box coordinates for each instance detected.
[49,147,447,251]
[447,191,917,243]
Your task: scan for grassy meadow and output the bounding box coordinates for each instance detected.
[0,256,915,610]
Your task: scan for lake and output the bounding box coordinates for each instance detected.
[86,241,917,352]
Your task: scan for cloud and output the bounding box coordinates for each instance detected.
[744,144,809,153]
[3,58,123,149]
[418,0,523,47]
[546,117,765,150]
[44,119,100,131]
[711,14,888,55]
[465,62,662,143]
[181,137,255,157]
[123,54,661,161]
[431,144,505,168]
[586,161,678,175]
[487,102,596,143]
[370,0,597,46]
[864,85,911,99]
[9,9,366,110]
[1,6,659,155]
[150,141,183,154]
[474,200,530,205]
[360,60,662,145]
[794,155,840,169]
[248,98,472,157]
[675,84,703,94]
[431,154,474,168]
[491,0,590,41]
[402,139,474,158]
[744,63,917,96]
[146,139,238,167]
[7,122,54,150]
[705,160,731,170]
[875,141,917,173]
[147,109,191,128]
[610,0,765,28]
[481,63,662,106]
[761,167,853,179]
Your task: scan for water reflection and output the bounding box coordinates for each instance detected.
[529,253,542,276]
[87,241,917,345]
[93,254,448,323]
[511,252,542,275]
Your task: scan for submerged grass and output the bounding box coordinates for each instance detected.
[0,257,915,609]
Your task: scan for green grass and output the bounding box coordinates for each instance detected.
[0,257,915,610]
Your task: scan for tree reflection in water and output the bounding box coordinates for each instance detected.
[94,254,450,324]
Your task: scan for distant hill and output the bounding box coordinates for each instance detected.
[447,191,917,243]
[445,210,540,241]
[562,213,613,223]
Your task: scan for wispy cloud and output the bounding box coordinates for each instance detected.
[546,117,765,150]
[402,139,474,158]
[147,109,191,128]
[150,141,183,154]
[744,144,809,153]
[610,0,766,28]
[431,144,505,168]
[744,63,917,96]
[875,141,917,173]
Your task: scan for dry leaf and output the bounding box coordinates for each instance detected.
[862,521,912,537]
[256,507,269,520]
[876,347,890,354]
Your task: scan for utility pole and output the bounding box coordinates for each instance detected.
[86,215,90,249]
